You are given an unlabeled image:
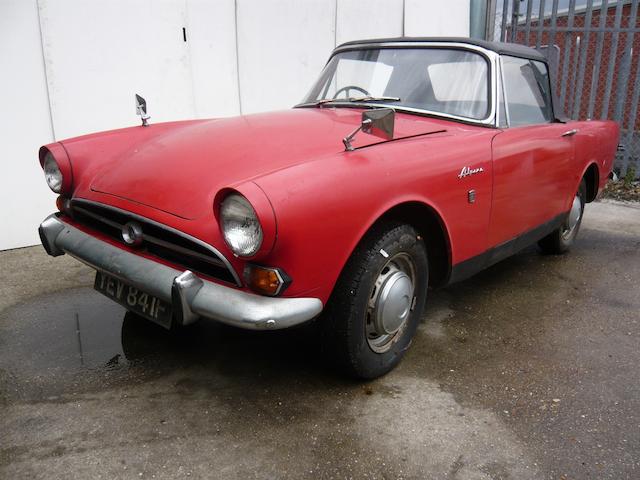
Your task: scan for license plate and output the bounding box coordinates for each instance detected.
[94,271,172,328]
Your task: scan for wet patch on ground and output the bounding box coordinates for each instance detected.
[1,201,639,479]
[409,225,640,479]
[0,287,538,479]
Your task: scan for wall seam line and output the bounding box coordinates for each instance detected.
[35,0,57,141]
[334,0,338,46]
[184,0,198,117]
[234,0,243,114]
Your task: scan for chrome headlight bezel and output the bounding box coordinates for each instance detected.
[43,152,63,194]
[219,193,264,257]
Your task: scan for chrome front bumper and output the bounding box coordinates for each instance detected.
[38,214,323,330]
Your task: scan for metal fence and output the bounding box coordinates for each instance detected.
[487,0,640,178]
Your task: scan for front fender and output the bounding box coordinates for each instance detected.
[253,129,494,303]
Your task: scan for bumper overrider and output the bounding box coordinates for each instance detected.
[38,214,323,330]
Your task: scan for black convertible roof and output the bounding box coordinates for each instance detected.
[335,37,547,63]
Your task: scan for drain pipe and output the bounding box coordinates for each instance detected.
[470,0,489,39]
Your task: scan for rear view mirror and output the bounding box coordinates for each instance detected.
[343,108,395,151]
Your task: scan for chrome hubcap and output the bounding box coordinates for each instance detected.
[366,253,416,353]
[562,194,582,239]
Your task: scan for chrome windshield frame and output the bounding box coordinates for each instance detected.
[296,41,500,128]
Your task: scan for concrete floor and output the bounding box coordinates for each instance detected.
[1,200,639,479]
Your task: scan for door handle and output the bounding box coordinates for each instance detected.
[561,129,578,137]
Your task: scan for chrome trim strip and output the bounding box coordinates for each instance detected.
[499,56,511,128]
[297,103,495,128]
[71,198,242,286]
[331,41,497,57]
[141,233,226,268]
[39,214,323,330]
[322,42,499,127]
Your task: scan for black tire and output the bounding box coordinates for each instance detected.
[538,179,587,254]
[322,222,428,379]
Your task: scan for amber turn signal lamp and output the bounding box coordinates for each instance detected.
[244,264,291,296]
[55,196,72,214]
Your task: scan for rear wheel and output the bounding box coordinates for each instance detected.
[322,223,428,379]
[538,179,586,254]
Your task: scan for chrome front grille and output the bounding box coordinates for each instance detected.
[69,199,240,285]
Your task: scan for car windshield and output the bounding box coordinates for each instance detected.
[301,48,490,121]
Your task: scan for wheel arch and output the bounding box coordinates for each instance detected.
[582,162,600,203]
[354,201,452,289]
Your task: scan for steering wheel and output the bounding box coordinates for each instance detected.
[332,85,370,99]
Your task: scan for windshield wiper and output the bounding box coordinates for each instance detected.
[303,96,400,108]
[313,98,337,106]
[347,96,400,103]
[298,96,400,107]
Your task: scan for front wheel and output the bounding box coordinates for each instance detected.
[322,223,428,379]
[538,179,586,254]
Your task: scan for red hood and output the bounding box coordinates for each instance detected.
[65,108,448,219]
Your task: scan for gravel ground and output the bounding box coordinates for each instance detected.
[601,180,640,202]
[1,199,639,479]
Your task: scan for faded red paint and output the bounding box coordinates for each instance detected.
[39,106,619,303]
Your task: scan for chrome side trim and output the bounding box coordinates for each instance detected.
[70,198,242,286]
[39,214,323,330]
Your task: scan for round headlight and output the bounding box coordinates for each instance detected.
[43,152,63,193]
[220,194,263,257]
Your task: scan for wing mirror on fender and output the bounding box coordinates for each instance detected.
[135,94,151,127]
[342,108,395,151]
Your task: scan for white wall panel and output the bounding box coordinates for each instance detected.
[404,0,470,37]
[236,0,336,114]
[186,0,240,117]
[335,0,404,45]
[39,0,196,139]
[2,0,472,250]
[0,0,55,250]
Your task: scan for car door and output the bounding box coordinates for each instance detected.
[489,55,576,247]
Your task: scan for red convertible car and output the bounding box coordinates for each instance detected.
[38,38,619,378]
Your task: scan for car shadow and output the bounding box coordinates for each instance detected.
[119,244,550,381]
[120,310,329,378]
[0,243,566,401]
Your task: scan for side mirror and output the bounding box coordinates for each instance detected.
[343,108,395,151]
[362,108,395,140]
[135,94,150,127]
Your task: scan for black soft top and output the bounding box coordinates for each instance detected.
[335,37,547,63]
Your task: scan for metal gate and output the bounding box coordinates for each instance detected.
[488,0,640,178]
